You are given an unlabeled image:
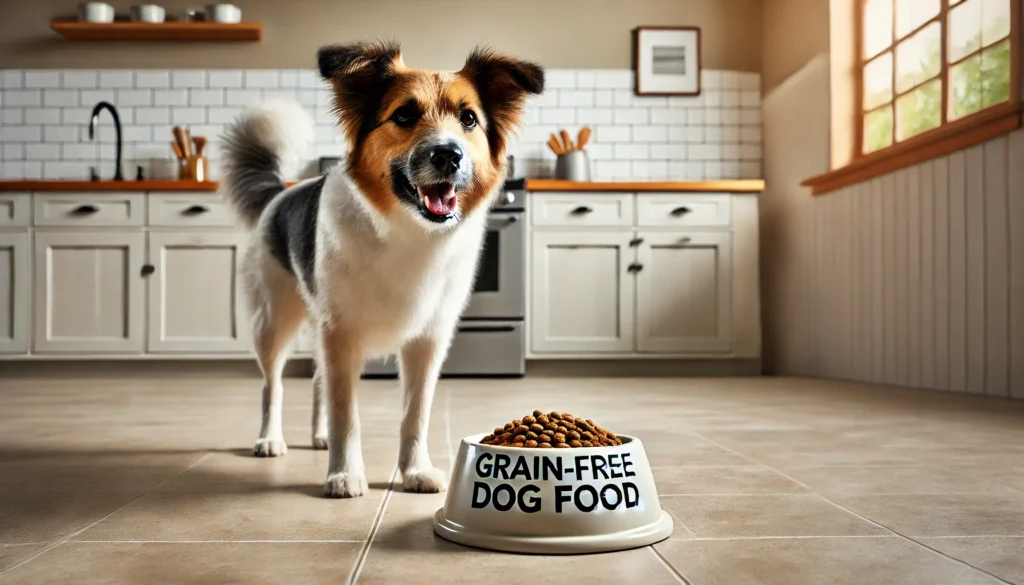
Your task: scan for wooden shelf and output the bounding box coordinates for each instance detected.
[50,20,262,42]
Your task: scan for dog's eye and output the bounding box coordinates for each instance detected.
[459,110,477,129]
[392,105,419,128]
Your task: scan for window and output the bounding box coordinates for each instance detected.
[858,0,1018,155]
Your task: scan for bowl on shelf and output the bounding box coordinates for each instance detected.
[433,433,674,554]
[129,4,165,23]
[77,2,115,23]
[205,3,241,23]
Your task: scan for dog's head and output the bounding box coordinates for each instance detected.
[318,41,543,230]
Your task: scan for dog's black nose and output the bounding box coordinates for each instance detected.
[430,145,463,172]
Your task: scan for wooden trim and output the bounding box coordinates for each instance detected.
[854,0,865,159]
[632,26,702,96]
[50,21,262,42]
[803,102,1023,195]
[525,180,765,193]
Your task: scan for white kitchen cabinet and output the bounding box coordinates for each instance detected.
[0,232,30,354]
[33,230,145,354]
[147,231,250,353]
[636,231,732,353]
[530,231,635,353]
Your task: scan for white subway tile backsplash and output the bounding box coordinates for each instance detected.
[172,70,207,88]
[62,71,97,89]
[136,71,170,88]
[0,66,761,181]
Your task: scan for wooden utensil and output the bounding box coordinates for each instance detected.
[193,136,207,156]
[560,129,574,152]
[170,140,184,160]
[182,128,193,158]
[547,133,564,155]
[577,127,592,150]
[172,126,190,158]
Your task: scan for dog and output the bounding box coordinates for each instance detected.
[218,41,544,498]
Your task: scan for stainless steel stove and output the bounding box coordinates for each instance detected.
[362,177,528,378]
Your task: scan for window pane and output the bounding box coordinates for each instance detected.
[981,39,1012,108]
[865,106,894,153]
[896,0,939,38]
[950,53,983,119]
[949,0,982,62]
[950,0,966,4]
[864,0,894,58]
[896,78,941,141]
[982,0,1011,44]
[864,53,894,110]
[896,22,941,93]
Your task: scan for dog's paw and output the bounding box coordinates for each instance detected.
[402,467,447,493]
[253,438,288,457]
[311,434,329,450]
[324,472,368,498]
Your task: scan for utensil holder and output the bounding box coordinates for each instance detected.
[179,156,208,182]
[554,150,591,181]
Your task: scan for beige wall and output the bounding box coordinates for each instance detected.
[759,3,1024,398]
[760,0,829,93]
[0,0,762,71]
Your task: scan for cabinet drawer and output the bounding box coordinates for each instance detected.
[148,193,236,227]
[0,194,31,228]
[636,194,731,228]
[34,193,144,227]
[531,192,634,227]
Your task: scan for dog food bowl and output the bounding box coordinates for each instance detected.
[433,433,673,554]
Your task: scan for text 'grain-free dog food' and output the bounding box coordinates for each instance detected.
[480,410,623,448]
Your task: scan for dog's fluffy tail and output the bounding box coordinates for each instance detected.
[218,98,314,228]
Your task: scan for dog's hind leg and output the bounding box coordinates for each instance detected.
[251,277,306,458]
[396,337,448,493]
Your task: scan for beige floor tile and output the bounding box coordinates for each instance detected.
[654,537,1005,585]
[835,494,1024,536]
[918,537,1024,584]
[652,466,808,495]
[661,495,888,538]
[627,432,753,467]
[736,442,920,468]
[789,465,1017,496]
[0,453,207,495]
[0,544,47,572]
[0,541,362,585]
[0,493,137,543]
[72,490,387,542]
[359,493,679,585]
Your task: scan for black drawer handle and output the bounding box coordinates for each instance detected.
[457,326,516,333]
[571,205,593,215]
[629,237,644,247]
[627,263,644,273]
[141,264,155,277]
[72,204,99,215]
[183,204,209,215]
[670,206,692,216]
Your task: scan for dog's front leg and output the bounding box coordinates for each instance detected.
[321,326,368,498]
[397,337,448,493]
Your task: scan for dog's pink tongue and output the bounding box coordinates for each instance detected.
[427,194,456,215]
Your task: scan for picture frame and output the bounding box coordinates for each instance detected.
[633,26,702,96]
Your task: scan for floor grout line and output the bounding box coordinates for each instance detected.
[68,540,367,544]
[649,545,691,585]
[345,466,399,585]
[690,430,1018,585]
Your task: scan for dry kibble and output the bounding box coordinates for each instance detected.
[479,411,623,448]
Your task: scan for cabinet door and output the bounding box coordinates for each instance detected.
[147,231,251,353]
[0,232,30,354]
[34,231,145,353]
[636,231,732,353]
[530,231,635,353]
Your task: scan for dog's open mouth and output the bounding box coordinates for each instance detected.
[417,182,458,218]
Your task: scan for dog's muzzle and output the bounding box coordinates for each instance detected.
[392,138,474,223]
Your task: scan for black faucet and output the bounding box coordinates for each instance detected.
[88,101,124,181]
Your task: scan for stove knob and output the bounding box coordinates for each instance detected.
[503,191,515,205]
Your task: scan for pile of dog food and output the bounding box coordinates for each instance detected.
[480,410,623,448]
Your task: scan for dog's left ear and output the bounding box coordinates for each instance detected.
[317,40,404,145]
[459,48,545,158]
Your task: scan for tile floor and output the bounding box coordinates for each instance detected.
[1,376,1023,584]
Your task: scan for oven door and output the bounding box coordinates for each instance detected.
[461,210,524,319]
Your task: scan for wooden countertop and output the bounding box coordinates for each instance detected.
[524,179,764,192]
[0,179,765,193]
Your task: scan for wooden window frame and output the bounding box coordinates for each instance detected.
[804,0,1022,195]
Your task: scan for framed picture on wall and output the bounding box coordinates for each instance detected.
[633,26,702,96]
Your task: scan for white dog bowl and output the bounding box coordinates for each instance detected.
[433,433,673,554]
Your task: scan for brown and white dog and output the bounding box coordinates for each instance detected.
[218,42,543,498]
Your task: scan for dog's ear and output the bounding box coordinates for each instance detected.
[459,48,545,159]
[317,41,403,145]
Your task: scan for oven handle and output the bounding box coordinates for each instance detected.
[457,325,517,333]
[486,215,521,230]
